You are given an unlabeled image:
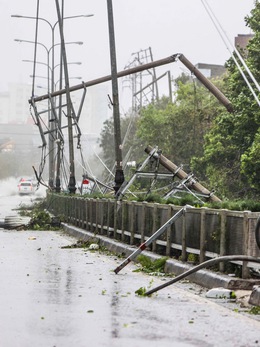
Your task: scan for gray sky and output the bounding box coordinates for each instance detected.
[0,0,255,100]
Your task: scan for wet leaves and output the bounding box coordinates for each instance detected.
[134,255,168,275]
[247,306,260,315]
[135,287,147,296]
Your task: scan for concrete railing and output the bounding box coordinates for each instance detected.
[47,193,260,277]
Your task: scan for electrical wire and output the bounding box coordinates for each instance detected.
[201,0,260,107]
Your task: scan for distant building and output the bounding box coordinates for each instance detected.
[0,83,31,124]
[0,92,9,123]
[79,83,110,136]
[0,123,40,153]
[235,34,254,51]
[195,63,226,79]
[0,82,111,152]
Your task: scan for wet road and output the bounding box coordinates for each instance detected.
[0,182,260,346]
[1,229,260,347]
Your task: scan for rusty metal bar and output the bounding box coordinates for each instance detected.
[29,53,233,113]
[29,55,179,103]
[178,54,233,113]
[145,145,222,202]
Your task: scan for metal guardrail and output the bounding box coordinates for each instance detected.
[47,193,260,277]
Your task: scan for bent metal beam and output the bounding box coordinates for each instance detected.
[145,145,222,202]
[29,53,233,113]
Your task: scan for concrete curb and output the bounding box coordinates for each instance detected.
[62,223,260,292]
[249,286,260,305]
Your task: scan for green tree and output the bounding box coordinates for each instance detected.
[192,1,260,198]
[98,112,142,178]
[137,80,226,170]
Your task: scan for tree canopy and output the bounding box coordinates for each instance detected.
[99,1,260,200]
[192,1,260,198]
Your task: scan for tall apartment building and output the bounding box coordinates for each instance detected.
[0,83,32,124]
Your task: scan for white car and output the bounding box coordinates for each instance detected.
[18,181,34,195]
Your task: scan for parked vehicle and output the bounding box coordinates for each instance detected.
[18,181,34,195]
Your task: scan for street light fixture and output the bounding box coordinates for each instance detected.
[15,38,83,188]
[15,39,83,96]
[12,14,90,94]
[23,59,82,74]
[12,12,93,193]
[11,14,94,22]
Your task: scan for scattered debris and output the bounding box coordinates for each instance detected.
[135,287,148,296]
[134,255,168,275]
[249,286,260,306]
[89,243,99,250]
[3,215,30,230]
[206,287,236,300]
[61,239,100,250]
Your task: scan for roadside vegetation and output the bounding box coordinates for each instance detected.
[19,199,61,230]
[99,2,260,205]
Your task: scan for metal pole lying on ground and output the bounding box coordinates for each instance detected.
[144,255,260,296]
[114,205,192,274]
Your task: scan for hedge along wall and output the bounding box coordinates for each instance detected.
[47,193,260,278]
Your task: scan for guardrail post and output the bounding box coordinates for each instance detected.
[95,199,99,233]
[152,203,159,252]
[181,209,187,261]
[113,200,118,238]
[100,199,104,234]
[219,209,227,272]
[121,201,126,242]
[200,208,207,263]
[129,202,135,245]
[242,211,250,279]
[140,202,147,244]
[106,200,112,237]
[166,205,173,256]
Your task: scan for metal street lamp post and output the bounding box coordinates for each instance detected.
[106,0,124,194]
[15,39,83,189]
[12,12,92,191]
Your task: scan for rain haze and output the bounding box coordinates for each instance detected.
[0,0,256,183]
[0,0,255,93]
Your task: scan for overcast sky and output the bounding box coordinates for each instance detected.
[0,0,255,99]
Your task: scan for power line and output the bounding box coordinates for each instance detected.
[201,0,260,107]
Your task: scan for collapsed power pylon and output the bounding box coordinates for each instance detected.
[123,47,172,112]
[116,145,221,203]
[29,86,87,190]
[30,53,232,193]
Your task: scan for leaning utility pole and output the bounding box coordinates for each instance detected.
[55,0,64,193]
[106,0,124,194]
[55,0,76,193]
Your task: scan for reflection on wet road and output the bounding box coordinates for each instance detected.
[0,185,259,347]
[0,229,260,347]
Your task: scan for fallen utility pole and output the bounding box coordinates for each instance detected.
[144,255,260,296]
[114,205,191,274]
[29,53,233,113]
[145,145,221,202]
